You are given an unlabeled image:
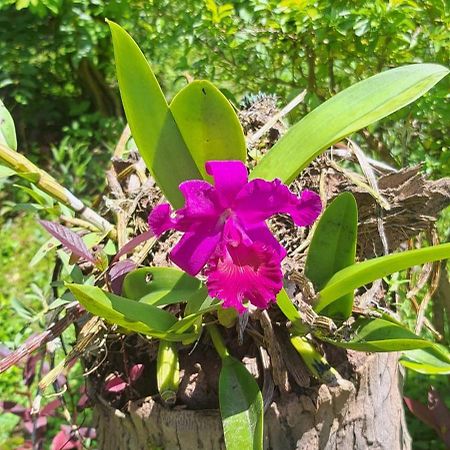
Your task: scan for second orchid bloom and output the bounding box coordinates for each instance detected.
[148,160,322,313]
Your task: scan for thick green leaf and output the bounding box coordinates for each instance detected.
[108,20,201,207]
[219,356,263,450]
[316,243,450,313]
[400,345,450,375]
[306,193,358,319]
[0,99,17,150]
[323,318,434,352]
[68,284,179,336]
[170,80,246,179]
[250,64,449,183]
[122,267,205,306]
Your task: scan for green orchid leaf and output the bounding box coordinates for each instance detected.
[170,80,246,179]
[323,318,435,352]
[219,355,263,450]
[316,243,450,313]
[400,345,450,375]
[0,99,17,151]
[68,284,180,337]
[306,193,358,319]
[122,267,206,306]
[108,20,201,207]
[251,64,449,183]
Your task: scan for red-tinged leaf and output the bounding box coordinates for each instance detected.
[24,353,40,386]
[77,393,90,410]
[39,220,95,263]
[51,429,81,450]
[0,401,27,417]
[404,397,436,430]
[129,363,144,383]
[112,229,154,263]
[78,427,96,439]
[23,416,47,433]
[109,259,137,295]
[40,399,61,416]
[104,375,128,393]
[428,387,450,447]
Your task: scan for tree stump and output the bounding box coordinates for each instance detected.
[93,351,411,450]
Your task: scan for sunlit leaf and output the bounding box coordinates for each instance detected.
[251,64,449,183]
[322,318,434,352]
[170,80,246,179]
[305,193,357,319]
[122,267,206,306]
[219,356,263,450]
[108,20,201,207]
[315,243,450,313]
[400,345,450,375]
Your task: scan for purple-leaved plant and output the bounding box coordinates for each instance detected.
[148,160,321,312]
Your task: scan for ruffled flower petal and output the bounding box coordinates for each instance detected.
[206,160,248,208]
[170,229,222,276]
[289,189,323,226]
[234,178,321,227]
[205,238,283,313]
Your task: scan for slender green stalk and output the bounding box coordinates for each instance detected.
[207,324,229,360]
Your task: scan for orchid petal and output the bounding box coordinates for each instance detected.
[205,240,282,313]
[234,178,321,227]
[175,180,222,231]
[245,222,286,259]
[170,229,222,276]
[206,160,248,207]
[148,204,176,236]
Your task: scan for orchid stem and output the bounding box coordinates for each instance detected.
[207,324,229,360]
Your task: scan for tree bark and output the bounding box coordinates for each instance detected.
[94,351,411,450]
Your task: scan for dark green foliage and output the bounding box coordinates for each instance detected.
[0,0,448,176]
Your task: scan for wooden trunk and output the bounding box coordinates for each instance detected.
[94,352,411,450]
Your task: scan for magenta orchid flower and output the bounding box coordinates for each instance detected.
[148,160,321,313]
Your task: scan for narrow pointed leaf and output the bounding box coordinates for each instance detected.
[108,20,201,207]
[400,345,450,375]
[122,267,206,306]
[316,243,450,313]
[251,64,449,183]
[170,80,246,179]
[322,318,434,352]
[305,193,357,319]
[39,220,95,263]
[68,284,177,335]
[219,356,263,450]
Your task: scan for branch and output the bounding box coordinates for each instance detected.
[0,143,114,234]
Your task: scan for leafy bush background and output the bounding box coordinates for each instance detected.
[0,0,448,448]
